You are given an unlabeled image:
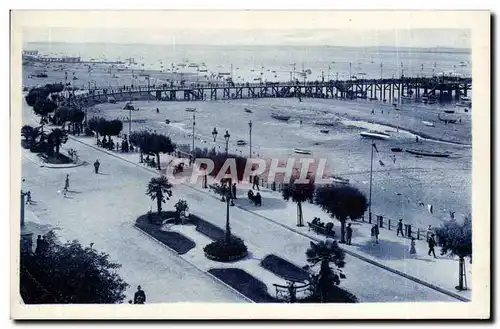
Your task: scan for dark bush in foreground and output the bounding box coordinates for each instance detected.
[208,268,279,303]
[21,235,128,304]
[204,237,248,262]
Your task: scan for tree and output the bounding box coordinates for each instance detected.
[306,239,346,302]
[69,108,85,135]
[129,130,148,162]
[314,185,368,243]
[146,176,173,215]
[142,133,175,170]
[33,99,57,122]
[25,87,50,107]
[174,199,189,223]
[47,128,68,155]
[20,236,128,304]
[21,125,40,148]
[87,117,107,143]
[435,215,472,291]
[282,175,315,227]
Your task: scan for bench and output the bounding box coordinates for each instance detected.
[307,222,335,238]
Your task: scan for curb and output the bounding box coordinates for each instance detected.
[70,136,470,302]
[133,225,255,304]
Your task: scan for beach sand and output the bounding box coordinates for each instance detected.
[89,96,471,232]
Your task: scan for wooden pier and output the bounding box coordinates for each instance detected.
[74,76,472,105]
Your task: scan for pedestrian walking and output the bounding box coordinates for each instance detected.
[428,234,437,258]
[396,219,404,237]
[63,174,70,194]
[232,183,237,199]
[346,223,353,245]
[94,159,100,174]
[371,224,379,244]
[25,191,32,204]
[252,175,260,191]
[409,237,417,255]
[133,285,146,304]
[426,225,434,242]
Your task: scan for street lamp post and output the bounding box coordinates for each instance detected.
[380,63,383,79]
[192,112,196,162]
[248,120,252,158]
[212,127,218,153]
[224,130,230,156]
[368,142,375,223]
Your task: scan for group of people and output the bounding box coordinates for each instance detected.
[247,189,262,206]
[35,235,50,255]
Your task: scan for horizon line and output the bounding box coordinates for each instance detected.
[25,41,471,51]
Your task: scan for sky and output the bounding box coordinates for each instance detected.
[22,28,471,49]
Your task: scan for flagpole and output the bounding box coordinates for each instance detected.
[369,142,374,223]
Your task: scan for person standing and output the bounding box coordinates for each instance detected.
[252,175,260,191]
[428,234,437,258]
[133,285,146,304]
[409,237,417,255]
[232,183,237,199]
[396,219,404,237]
[371,224,379,244]
[426,225,434,242]
[346,223,353,245]
[94,159,100,174]
[63,174,70,194]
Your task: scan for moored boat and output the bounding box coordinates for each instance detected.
[422,121,435,127]
[360,131,390,140]
[405,149,450,157]
[236,140,247,146]
[294,148,312,155]
[320,129,329,134]
[244,108,253,113]
[271,113,291,121]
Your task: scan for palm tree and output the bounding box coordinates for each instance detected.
[21,125,40,148]
[146,176,173,215]
[306,239,346,302]
[282,176,315,226]
[435,215,472,291]
[47,128,68,155]
[314,185,367,243]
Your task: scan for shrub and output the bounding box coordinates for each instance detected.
[204,236,248,262]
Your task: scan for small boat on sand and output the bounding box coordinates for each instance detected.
[320,129,330,134]
[244,108,253,113]
[315,122,335,127]
[422,121,435,127]
[237,140,247,146]
[185,108,196,112]
[360,131,390,140]
[444,110,455,114]
[330,175,350,184]
[405,149,450,158]
[271,113,291,121]
[391,147,403,152]
[294,148,312,155]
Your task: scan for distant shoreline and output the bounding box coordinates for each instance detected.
[24,42,471,53]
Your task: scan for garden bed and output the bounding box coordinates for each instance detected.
[135,216,196,254]
[137,211,178,225]
[189,213,241,241]
[208,268,280,303]
[37,152,73,165]
[260,254,310,283]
